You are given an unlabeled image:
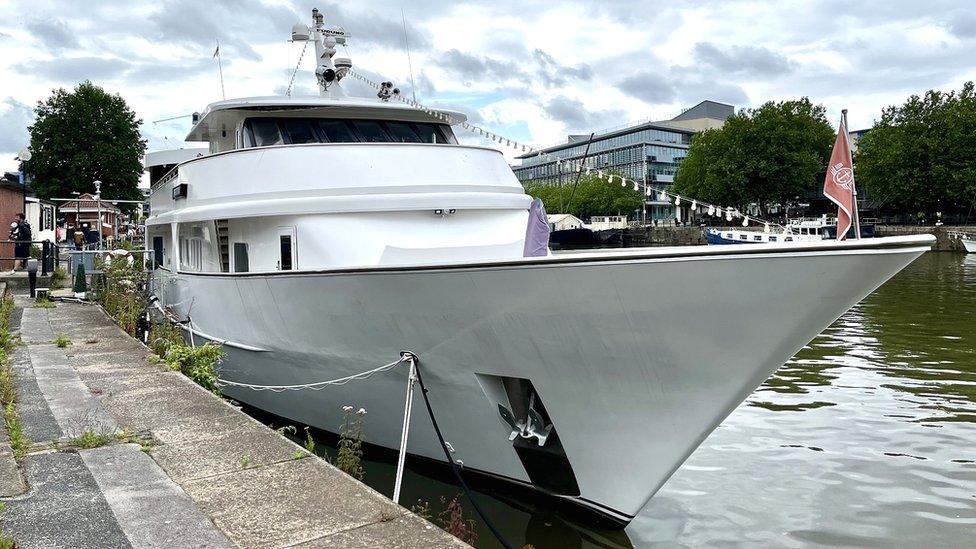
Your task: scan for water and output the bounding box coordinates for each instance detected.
[258,252,976,548]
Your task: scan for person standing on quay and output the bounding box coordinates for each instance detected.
[10,213,32,270]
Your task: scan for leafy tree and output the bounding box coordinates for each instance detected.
[855,82,976,216]
[21,81,146,203]
[673,98,835,216]
[525,172,644,220]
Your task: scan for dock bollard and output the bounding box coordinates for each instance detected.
[27,258,38,298]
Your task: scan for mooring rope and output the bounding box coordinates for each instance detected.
[215,356,409,392]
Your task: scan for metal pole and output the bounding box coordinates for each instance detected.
[843,109,861,240]
[392,353,418,505]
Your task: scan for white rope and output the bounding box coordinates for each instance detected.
[348,68,785,231]
[216,356,408,392]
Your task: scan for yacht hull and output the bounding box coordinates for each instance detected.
[153,236,932,522]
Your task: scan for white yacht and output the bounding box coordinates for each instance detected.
[146,10,934,525]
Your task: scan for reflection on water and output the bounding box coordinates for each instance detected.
[251,252,976,548]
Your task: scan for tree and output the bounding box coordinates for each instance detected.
[21,81,146,203]
[673,98,835,216]
[525,172,644,220]
[855,82,976,216]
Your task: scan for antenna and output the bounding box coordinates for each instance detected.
[213,39,226,100]
[401,8,417,102]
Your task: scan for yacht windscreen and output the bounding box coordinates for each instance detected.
[242,117,458,147]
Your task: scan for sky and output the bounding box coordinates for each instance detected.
[1,0,976,177]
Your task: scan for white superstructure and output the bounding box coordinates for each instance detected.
[147,9,934,525]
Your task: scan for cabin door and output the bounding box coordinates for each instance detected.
[277,226,297,271]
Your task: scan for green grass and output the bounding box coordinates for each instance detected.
[54,335,71,348]
[32,296,55,309]
[69,429,112,449]
[49,267,68,290]
[0,501,16,548]
[0,298,28,462]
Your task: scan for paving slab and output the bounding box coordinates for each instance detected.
[81,443,235,549]
[0,442,26,497]
[295,512,468,548]
[8,345,61,442]
[182,457,405,548]
[27,343,118,437]
[1,451,131,549]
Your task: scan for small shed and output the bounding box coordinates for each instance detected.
[546,213,585,232]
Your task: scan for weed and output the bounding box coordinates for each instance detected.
[303,426,316,454]
[163,343,226,396]
[291,450,306,460]
[49,266,68,290]
[0,500,15,549]
[240,452,251,469]
[54,335,71,348]
[410,499,433,521]
[70,429,113,449]
[336,406,366,481]
[97,256,149,335]
[2,401,28,460]
[33,296,56,308]
[379,507,398,522]
[147,320,183,359]
[275,425,297,436]
[438,495,479,545]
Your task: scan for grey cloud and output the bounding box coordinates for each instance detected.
[543,96,626,133]
[617,72,676,103]
[25,18,78,51]
[439,49,524,83]
[693,42,794,76]
[14,56,130,83]
[0,97,34,154]
[532,49,592,88]
[674,78,749,107]
[945,10,976,38]
[125,57,214,84]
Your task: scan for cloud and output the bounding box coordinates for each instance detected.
[439,49,524,83]
[532,49,593,88]
[944,10,976,38]
[13,56,130,83]
[542,95,626,133]
[693,42,794,76]
[617,72,677,104]
[25,18,79,51]
[0,98,34,155]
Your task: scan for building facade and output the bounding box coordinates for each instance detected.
[512,100,733,222]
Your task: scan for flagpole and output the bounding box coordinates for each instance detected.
[215,39,226,100]
[842,109,861,240]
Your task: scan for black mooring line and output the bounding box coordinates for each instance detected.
[412,356,514,549]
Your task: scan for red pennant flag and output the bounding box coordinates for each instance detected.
[823,117,856,240]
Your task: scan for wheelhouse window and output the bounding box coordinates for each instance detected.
[241,117,458,148]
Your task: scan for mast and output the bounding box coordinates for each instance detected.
[291,8,352,98]
[842,109,861,240]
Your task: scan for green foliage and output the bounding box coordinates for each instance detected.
[164,343,225,396]
[21,81,146,203]
[336,406,365,481]
[525,172,644,219]
[303,426,316,454]
[70,429,112,449]
[0,298,14,351]
[0,299,27,463]
[73,264,87,294]
[29,245,41,259]
[50,267,68,290]
[98,257,146,336]
[0,500,14,548]
[54,335,71,348]
[148,321,183,358]
[292,449,306,460]
[32,297,55,309]
[240,452,252,469]
[856,81,976,215]
[673,97,835,215]
[411,499,433,521]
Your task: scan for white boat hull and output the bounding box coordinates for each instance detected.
[963,238,976,253]
[153,235,932,522]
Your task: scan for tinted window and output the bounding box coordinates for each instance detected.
[153,236,164,268]
[387,122,422,143]
[233,243,249,272]
[318,120,358,142]
[281,119,317,144]
[250,119,283,146]
[352,121,390,142]
[413,123,455,144]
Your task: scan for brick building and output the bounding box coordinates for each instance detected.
[0,173,26,270]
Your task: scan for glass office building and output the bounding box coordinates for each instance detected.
[513,100,733,222]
